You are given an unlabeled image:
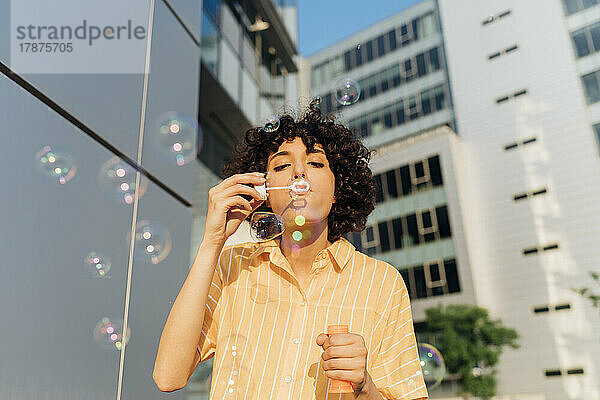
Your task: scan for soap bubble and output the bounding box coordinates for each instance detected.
[417,343,445,390]
[250,212,284,242]
[35,145,77,184]
[93,317,131,351]
[334,78,361,106]
[154,111,200,166]
[98,156,147,205]
[84,251,112,279]
[128,220,172,264]
[262,115,280,132]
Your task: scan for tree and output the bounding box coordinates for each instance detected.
[423,304,520,400]
[571,271,600,309]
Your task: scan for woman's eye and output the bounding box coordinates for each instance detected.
[273,162,323,171]
[273,164,290,171]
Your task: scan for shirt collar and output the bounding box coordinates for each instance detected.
[245,236,355,272]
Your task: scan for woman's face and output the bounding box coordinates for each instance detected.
[265,137,336,227]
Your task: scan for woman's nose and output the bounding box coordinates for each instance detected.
[293,171,306,180]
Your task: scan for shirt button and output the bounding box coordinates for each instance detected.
[293,338,300,344]
[284,376,292,383]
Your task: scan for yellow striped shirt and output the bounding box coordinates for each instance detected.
[196,236,429,400]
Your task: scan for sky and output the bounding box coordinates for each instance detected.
[297,0,423,57]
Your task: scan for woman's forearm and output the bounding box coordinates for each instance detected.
[152,241,223,391]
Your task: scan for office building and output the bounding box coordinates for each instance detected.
[309,0,600,399]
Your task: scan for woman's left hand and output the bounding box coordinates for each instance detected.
[316,332,369,392]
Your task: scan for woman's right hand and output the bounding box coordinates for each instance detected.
[201,172,267,249]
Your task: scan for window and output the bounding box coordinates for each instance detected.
[377,35,386,57]
[514,89,528,97]
[351,232,363,252]
[416,53,427,76]
[411,19,419,42]
[388,29,398,51]
[368,75,377,97]
[366,40,374,61]
[407,95,419,120]
[428,155,443,185]
[378,222,391,253]
[572,22,600,58]
[427,262,444,296]
[436,206,451,238]
[562,0,599,15]
[428,47,440,71]
[403,258,460,299]
[386,170,398,198]
[421,12,436,37]
[413,266,427,298]
[421,88,432,115]
[400,24,410,46]
[383,105,393,128]
[594,123,600,152]
[444,259,460,293]
[371,113,384,136]
[395,99,406,125]
[404,58,414,81]
[400,269,411,295]
[400,165,411,195]
[434,85,446,110]
[374,174,384,203]
[420,210,436,242]
[481,9,512,25]
[392,217,403,249]
[366,225,375,242]
[583,70,600,104]
[344,50,352,71]
[572,29,590,57]
[405,214,420,246]
[380,70,390,92]
[324,93,333,113]
[391,64,401,87]
[592,23,600,51]
[363,226,378,255]
[566,368,584,375]
[355,45,363,67]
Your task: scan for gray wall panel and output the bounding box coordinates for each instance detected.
[120,179,192,399]
[0,73,133,399]
[141,0,200,204]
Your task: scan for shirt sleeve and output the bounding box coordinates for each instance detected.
[196,245,229,363]
[370,270,428,400]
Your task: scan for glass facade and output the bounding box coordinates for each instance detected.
[347,83,448,138]
[0,1,199,398]
[320,46,443,113]
[311,11,438,88]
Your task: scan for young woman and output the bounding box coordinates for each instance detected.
[153,100,428,400]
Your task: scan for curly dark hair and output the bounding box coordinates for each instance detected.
[221,99,377,243]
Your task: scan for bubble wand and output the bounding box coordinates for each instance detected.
[254,178,310,199]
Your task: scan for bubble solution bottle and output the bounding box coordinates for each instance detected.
[326,324,354,393]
